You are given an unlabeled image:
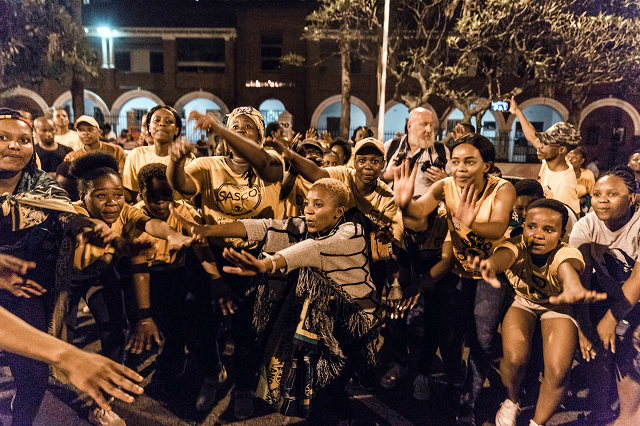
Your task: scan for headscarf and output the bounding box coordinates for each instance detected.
[0,109,75,230]
[227,106,265,143]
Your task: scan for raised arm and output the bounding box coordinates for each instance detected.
[508,96,542,150]
[167,139,199,196]
[189,111,282,183]
[456,182,516,240]
[549,259,606,304]
[394,160,444,220]
[0,306,143,410]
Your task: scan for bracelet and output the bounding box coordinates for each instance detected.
[138,308,152,320]
[452,217,462,231]
[264,254,278,274]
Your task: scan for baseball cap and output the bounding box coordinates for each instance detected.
[536,122,581,147]
[353,137,385,156]
[299,138,323,152]
[74,115,99,130]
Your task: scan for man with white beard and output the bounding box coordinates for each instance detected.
[378,108,454,398]
[382,108,450,196]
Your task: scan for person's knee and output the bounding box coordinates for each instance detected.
[543,363,571,388]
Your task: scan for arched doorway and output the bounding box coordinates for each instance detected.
[181,98,222,143]
[580,100,640,168]
[111,90,163,137]
[259,99,286,125]
[311,95,373,140]
[0,87,48,116]
[53,90,110,126]
[507,102,566,163]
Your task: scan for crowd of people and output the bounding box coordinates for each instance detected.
[0,98,639,426]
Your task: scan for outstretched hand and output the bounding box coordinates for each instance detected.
[169,204,210,243]
[0,253,35,276]
[454,183,479,228]
[548,287,607,305]
[169,138,194,163]
[188,110,223,133]
[126,318,161,354]
[393,160,418,210]
[57,351,143,411]
[468,255,501,289]
[222,248,269,276]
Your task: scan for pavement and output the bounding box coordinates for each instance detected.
[0,305,608,426]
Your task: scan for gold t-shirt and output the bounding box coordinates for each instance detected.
[443,174,509,278]
[122,145,195,193]
[499,235,584,304]
[326,166,404,246]
[184,155,285,248]
[72,202,148,269]
[284,175,314,218]
[65,142,127,175]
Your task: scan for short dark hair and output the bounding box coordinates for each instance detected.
[351,126,373,142]
[71,152,121,195]
[461,123,475,134]
[146,105,182,140]
[600,165,638,194]
[265,121,282,138]
[515,179,544,199]
[526,198,568,231]
[138,163,168,193]
[330,137,352,163]
[452,133,496,164]
[569,146,586,158]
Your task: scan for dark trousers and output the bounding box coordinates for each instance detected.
[445,274,513,408]
[67,264,129,363]
[0,295,49,426]
[150,252,222,378]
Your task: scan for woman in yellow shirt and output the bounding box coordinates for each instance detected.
[395,134,516,424]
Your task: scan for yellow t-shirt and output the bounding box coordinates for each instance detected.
[284,175,314,218]
[65,142,127,175]
[576,168,595,199]
[499,235,584,304]
[55,131,82,151]
[133,200,200,265]
[184,155,285,248]
[443,174,509,278]
[122,145,195,193]
[72,202,149,269]
[326,166,404,246]
[538,160,580,214]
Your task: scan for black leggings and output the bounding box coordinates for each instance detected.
[0,295,50,426]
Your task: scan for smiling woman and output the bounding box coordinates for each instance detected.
[0,108,103,426]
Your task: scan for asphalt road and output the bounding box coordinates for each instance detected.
[0,305,608,426]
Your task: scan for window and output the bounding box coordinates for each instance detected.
[326,117,341,136]
[176,38,225,73]
[261,34,282,71]
[150,52,163,73]
[586,126,599,145]
[114,52,131,72]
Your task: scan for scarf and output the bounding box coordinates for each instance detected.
[227,106,265,143]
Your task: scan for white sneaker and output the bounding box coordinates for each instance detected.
[495,398,520,426]
[89,407,126,426]
[413,374,431,401]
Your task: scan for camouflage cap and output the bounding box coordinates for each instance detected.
[536,122,581,146]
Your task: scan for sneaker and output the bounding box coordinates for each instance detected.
[529,420,541,426]
[233,390,254,420]
[380,363,407,389]
[413,374,431,401]
[495,398,520,426]
[89,407,126,426]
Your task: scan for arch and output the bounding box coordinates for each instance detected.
[580,98,640,136]
[371,100,441,135]
[310,94,374,129]
[440,101,506,133]
[0,87,48,114]
[173,91,229,115]
[505,97,568,131]
[52,90,110,118]
[111,89,164,116]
